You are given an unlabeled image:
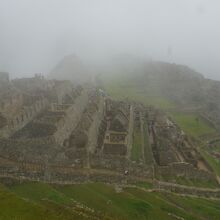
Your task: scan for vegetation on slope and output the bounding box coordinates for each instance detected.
[200,149,220,177]
[102,73,216,137]
[131,129,142,162]
[9,182,72,205]
[159,192,220,220]
[0,184,84,220]
[103,77,175,110]
[209,140,220,153]
[102,73,219,182]
[2,64,219,219]
[170,112,216,137]
[5,181,220,220]
[143,122,154,165]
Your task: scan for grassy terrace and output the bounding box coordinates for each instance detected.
[200,148,220,177]
[163,175,220,189]
[2,182,220,220]
[131,120,152,164]
[103,76,216,137]
[143,122,154,165]
[103,78,175,110]
[103,75,219,178]
[200,139,220,177]
[102,74,220,181]
[131,128,142,162]
[170,112,216,137]
[0,184,83,220]
[168,112,220,177]
[169,112,220,179]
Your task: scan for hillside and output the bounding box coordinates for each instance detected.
[1,181,220,220]
[49,54,90,83]
[101,58,220,126]
[1,59,220,219]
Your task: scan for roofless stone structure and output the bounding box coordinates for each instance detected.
[0,73,218,189]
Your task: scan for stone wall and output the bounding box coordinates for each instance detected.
[0,157,151,185]
[103,144,127,155]
[53,89,89,145]
[0,137,58,164]
[0,97,48,138]
[154,180,220,198]
[155,162,217,183]
[87,96,105,154]
[90,154,153,178]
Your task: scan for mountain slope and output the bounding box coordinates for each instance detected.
[101,58,220,129]
[4,181,220,220]
[49,54,90,83]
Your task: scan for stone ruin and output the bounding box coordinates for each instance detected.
[147,108,217,183]
[102,99,132,156]
[0,73,218,187]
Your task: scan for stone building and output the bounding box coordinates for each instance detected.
[0,73,92,163]
[147,108,217,183]
[102,99,132,156]
[0,73,218,186]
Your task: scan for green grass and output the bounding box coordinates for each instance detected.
[211,141,220,152]
[55,183,197,220]
[170,112,220,179]
[7,181,220,220]
[131,129,143,162]
[173,176,219,188]
[9,182,72,205]
[127,188,220,220]
[135,182,153,189]
[159,171,219,188]
[55,182,147,219]
[102,75,215,138]
[143,122,154,165]
[202,140,220,177]
[0,184,81,220]
[170,112,216,137]
[200,149,220,177]
[103,78,175,110]
[160,192,220,220]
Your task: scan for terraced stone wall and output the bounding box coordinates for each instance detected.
[53,89,89,145]
[155,162,217,183]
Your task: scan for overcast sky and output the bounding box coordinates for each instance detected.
[0,0,220,79]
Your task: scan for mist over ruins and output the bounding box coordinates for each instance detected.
[1,52,220,218]
[1,1,220,219]
[0,54,220,192]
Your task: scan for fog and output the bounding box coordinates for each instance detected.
[0,0,220,79]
